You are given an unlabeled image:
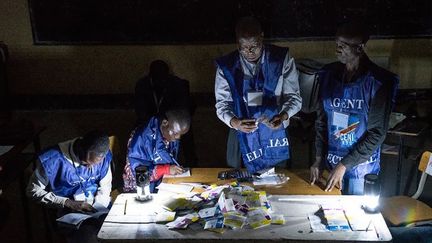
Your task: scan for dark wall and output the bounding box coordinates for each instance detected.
[29,0,432,44]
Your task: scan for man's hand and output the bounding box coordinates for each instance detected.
[268,112,288,129]
[230,118,257,133]
[310,167,320,186]
[309,158,322,185]
[65,199,96,213]
[325,163,346,192]
[169,165,184,175]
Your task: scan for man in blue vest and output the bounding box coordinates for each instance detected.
[27,130,112,211]
[215,17,302,173]
[122,109,190,193]
[27,130,112,242]
[310,20,398,195]
[135,60,198,167]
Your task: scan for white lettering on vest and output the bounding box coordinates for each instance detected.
[331,98,364,110]
[267,138,289,148]
[246,148,263,162]
[340,132,356,146]
[154,152,162,162]
[327,153,343,165]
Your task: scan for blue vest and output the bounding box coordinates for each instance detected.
[216,45,290,173]
[39,145,112,198]
[319,61,398,179]
[128,117,179,191]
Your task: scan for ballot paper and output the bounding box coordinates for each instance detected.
[163,168,191,178]
[223,212,247,229]
[247,208,272,229]
[270,214,285,225]
[217,192,236,213]
[156,182,194,194]
[204,216,225,233]
[308,213,328,232]
[198,206,217,219]
[166,212,199,229]
[344,206,372,231]
[56,203,109,229]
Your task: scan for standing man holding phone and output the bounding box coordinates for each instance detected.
[215,17,301,173]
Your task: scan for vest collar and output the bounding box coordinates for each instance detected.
[58,138,81,167]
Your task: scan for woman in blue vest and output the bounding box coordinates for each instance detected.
[122,109,190,193]
[27,130,112,212]
[310,20,398,195]
[215,17,302,173]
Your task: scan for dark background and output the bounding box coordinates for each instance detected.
[28,0,432,44]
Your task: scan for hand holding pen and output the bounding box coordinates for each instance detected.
[170,157,185,175]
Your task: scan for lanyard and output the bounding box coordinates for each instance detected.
[242,58,264,91]
[150,78,165,113]
[69,144,92,195]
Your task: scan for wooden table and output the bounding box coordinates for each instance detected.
[162,168,340,195]
[98,193,391,242]
[386,118,429,195]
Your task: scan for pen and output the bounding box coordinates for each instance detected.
[365,220,372,232]
[172,157,180,167]
[373,222,380,239]
[124,199,128,215]
[172,157,184,171]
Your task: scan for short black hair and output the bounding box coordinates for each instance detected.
[149,60,169,80]
[164,109,191,131]
[336,19,370,44]
[79,130,109,157]
[235,17,262,39]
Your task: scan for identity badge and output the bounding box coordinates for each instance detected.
[247,91,263,106]
[332,111,349,129]
[73,192,86,201]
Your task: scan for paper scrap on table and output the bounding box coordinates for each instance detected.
[271,214,285,225]
[223,212,247,229]
[204,216,225,233]
[165,212,199,229]
[308,213,328,232]
[324,209,351,231]
[217,192,235,213]
[198,206,217,219]
[247,208,272,229]
[253,174,289,186]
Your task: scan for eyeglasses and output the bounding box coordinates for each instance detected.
[335,39,363,49]
[238,44,262,53]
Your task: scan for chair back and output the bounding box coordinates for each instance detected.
[109,136,120,173]
[296,59,324,114]
[412,151,431,199]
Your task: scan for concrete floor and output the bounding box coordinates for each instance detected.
[1,108,431,242]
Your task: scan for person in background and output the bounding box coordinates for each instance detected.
[122,109,190,193]
[310,20,398,195]
[135,60,197,167]
[215,16,301,173]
